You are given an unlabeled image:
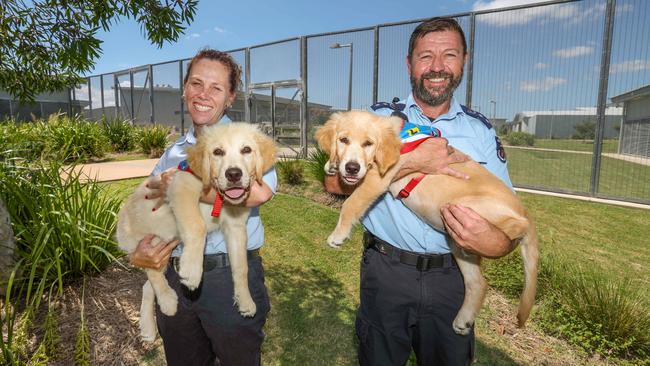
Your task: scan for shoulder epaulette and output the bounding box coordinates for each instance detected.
[371,98,405,112]
[461,105,492,129]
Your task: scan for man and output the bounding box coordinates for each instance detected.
[325,17,515,365]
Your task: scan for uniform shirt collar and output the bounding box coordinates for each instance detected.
[406,93,464,123]
[174,114,232,146]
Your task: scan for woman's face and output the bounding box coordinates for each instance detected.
[184,58,236,130]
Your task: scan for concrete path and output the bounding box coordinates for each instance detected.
[73,146,302,183]
[72,159,158,182]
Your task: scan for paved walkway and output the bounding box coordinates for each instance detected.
[74,146,303,183]
[73,159,158,182]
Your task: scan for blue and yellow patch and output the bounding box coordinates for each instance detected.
[495,136,507,163]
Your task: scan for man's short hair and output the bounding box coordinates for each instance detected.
[407,17,468,60]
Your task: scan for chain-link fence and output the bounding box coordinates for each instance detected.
[6,0,645,203]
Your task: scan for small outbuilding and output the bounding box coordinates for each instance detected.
[612,85,650,158]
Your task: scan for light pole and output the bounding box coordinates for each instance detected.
[490,100,496,120]
[330,42,353,111]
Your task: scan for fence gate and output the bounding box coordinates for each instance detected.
[114,66,153,124]
[248,80,305,157]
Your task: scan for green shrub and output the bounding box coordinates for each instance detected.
[539,259,650,361]
[138,124,170,158]
[307,147,330,184]
[505,132,535,146]
[0,119,47,161]
[277,156,305,186]
[572,120,596,140]
[101,117,137,152]
[0,158,121,287]
[43,114,109,163]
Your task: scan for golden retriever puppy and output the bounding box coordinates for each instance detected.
[117,122,277,341]
[315,110,539,335]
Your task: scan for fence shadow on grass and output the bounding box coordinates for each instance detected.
[264,263,358,365]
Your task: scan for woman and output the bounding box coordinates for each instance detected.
[129,49,276,366]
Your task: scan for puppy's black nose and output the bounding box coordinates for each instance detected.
[345,161,360,175]
[225,167,242,182]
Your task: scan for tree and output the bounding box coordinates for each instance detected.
[572,120,596,140]
[0,0,198,102]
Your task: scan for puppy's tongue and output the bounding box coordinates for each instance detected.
[224,188,245,199]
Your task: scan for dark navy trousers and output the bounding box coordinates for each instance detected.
[156,256,270,366]
[356,246,474,366]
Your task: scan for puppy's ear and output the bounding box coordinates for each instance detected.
[186,140,212,189]
[314,113,339,159]
[374,117,402,176]
[253,130,278,183]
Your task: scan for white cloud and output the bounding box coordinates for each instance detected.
[534,62,548,69]
[520,77,566,92]
[609,59,650,73]
[473,1,603,27]
[185,33,201,40]
[552,46,594,58]
[214,27,226,33]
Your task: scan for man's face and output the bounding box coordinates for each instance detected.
[407,30,466,107]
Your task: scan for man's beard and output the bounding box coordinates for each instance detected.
[410,69,463,107]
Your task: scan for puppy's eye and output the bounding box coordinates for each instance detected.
[213,148,224,156]
[241,146,252,154]
[339,137,349,144]
[362,140,373,147]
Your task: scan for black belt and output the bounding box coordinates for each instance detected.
[363,232,453,271]
[171,249,260,273]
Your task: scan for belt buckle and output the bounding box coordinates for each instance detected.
[416,255,430,271]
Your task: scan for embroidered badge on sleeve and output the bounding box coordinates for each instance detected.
[495,136,507,163]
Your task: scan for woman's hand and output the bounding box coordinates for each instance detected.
[145,168,177,210]
[128,234,180,270]
[440,204,515,258]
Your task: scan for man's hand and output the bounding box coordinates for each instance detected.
[395,138,470,181]
[145,168,176,210]
[128,234,180,270]
[323,174,358,196]
[441,204,515,258]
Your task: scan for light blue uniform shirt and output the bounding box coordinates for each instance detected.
[151,115,278,256]
[362,94,512,254]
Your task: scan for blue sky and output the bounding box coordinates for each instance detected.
[90,0,547,75]
[86,0,649,121]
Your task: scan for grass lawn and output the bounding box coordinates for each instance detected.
[506,148,650,202]
[532,139,619,153]
[255,190,649,365]
[100,175,649,365]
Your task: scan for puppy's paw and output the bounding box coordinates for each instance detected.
[452,312,475,335]
[177,260,203,291]
[139,317,158,342]
[326,232,347,248]
[234,293,257,318]
[157,289,178,316]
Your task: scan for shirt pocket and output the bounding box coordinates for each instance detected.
[447,138,488,165]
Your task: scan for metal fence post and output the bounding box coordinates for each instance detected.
[373,25,379,105]
[300,36,308,157]
[129,70,135,121]
[245,48,251,122]
[149,64,155,124]
[87,78,93,119]
[465,13,476,109]
[114,74,119,118]
[590,0,616,196]
[179,60,185,132]
[100,76,105,117]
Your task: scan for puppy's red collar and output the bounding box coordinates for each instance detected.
[396,120,439,199]
[177,160,224,217]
